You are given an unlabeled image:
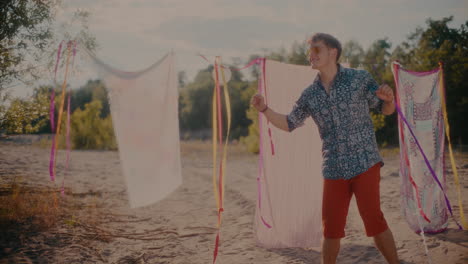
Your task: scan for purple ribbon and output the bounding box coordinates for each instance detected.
[61,93,71,196]
[49,42,65,181]
[54,41,63,80]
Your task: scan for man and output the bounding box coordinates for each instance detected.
[251,33,399,264]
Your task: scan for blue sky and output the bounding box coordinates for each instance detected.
[12,0,468,97]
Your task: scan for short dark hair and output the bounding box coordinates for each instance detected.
[308,33,342,62]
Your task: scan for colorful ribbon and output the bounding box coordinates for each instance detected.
[199,55,276,263]
[438,62,467,229]
[49,41,73,183]
[61,92,71,196]
[261,59,275,156]
[53,41,64,80]
[257,58,273,229]
[212,57,232,264]
[49,41,63,181]
[61,40,77,195]
[49,91,56,180]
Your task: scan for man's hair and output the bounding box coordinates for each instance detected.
[308,33,342,62]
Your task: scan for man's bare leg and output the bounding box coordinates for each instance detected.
[322,238,341,264]
[373,228,399,264]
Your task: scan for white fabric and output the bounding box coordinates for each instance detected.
[87,51,182,208]
[255,60,323,248]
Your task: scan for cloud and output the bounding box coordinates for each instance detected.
[153,16,309,51]
[61,0,468,82]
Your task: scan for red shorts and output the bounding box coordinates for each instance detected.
[322,163,388,238]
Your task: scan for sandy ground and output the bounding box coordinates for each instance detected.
[0,139,467,264]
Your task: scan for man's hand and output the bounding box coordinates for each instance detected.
[250,94,290,131]
[376,84,394,102]
[250,94,267,112]
[376,84,396,115]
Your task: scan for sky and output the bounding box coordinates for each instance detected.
[11,0,468,97]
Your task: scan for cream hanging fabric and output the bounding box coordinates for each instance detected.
[255,60,323,248]
[85,50,182,208]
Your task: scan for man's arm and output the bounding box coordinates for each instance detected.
[261,107,290,132]
[381,100,395,115]
[251,94,290,132]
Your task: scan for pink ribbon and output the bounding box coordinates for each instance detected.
[54,41,63,80]
[49,92,56,181]
[49,42,65,181]
[261,60,275,156]
[61,40,77,195]
[257,58,272,228]
[61,92,71,196]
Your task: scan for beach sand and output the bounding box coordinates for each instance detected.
[1,139,467,263]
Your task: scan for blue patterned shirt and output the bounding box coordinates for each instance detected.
[286,64,384,180]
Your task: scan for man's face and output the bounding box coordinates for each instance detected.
[308,41,336,70]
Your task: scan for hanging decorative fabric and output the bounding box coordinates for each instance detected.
[83,48,182,208]
[255,60,323,248]
[392,62,465,233]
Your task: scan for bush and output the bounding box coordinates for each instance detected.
[67,100,117,150]
[240,106,259,154]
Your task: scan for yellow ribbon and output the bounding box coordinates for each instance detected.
[220,61,231,205]
[211,56,231,227]
[438,63,468,229]
[212,68,220,212]
[53,43,72,176]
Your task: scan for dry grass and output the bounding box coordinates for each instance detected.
[0,175,205,262]
[0,177,106,262]
[32,137,52,149]
[0,179,62,231]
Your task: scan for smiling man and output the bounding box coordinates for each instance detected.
[251,33,399,264]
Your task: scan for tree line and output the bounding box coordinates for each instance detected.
[1,10,466,151]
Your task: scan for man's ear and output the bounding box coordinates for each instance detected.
[330,48,338,61]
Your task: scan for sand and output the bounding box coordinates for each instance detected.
[0,139,467,263]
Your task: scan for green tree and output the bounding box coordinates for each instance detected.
[0,0,58,128]
[70,79,109,118]
[341,40,364,68]
[178,71,187,88]
[0,1,96,135]
[1,85,50,134]
[179,64,254,140]
[363,38,392,84]
[380,17,468,145]
[0,0,57,87]
[403,17,468,144]
[287,41,309,65]
[179,66,214,132]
